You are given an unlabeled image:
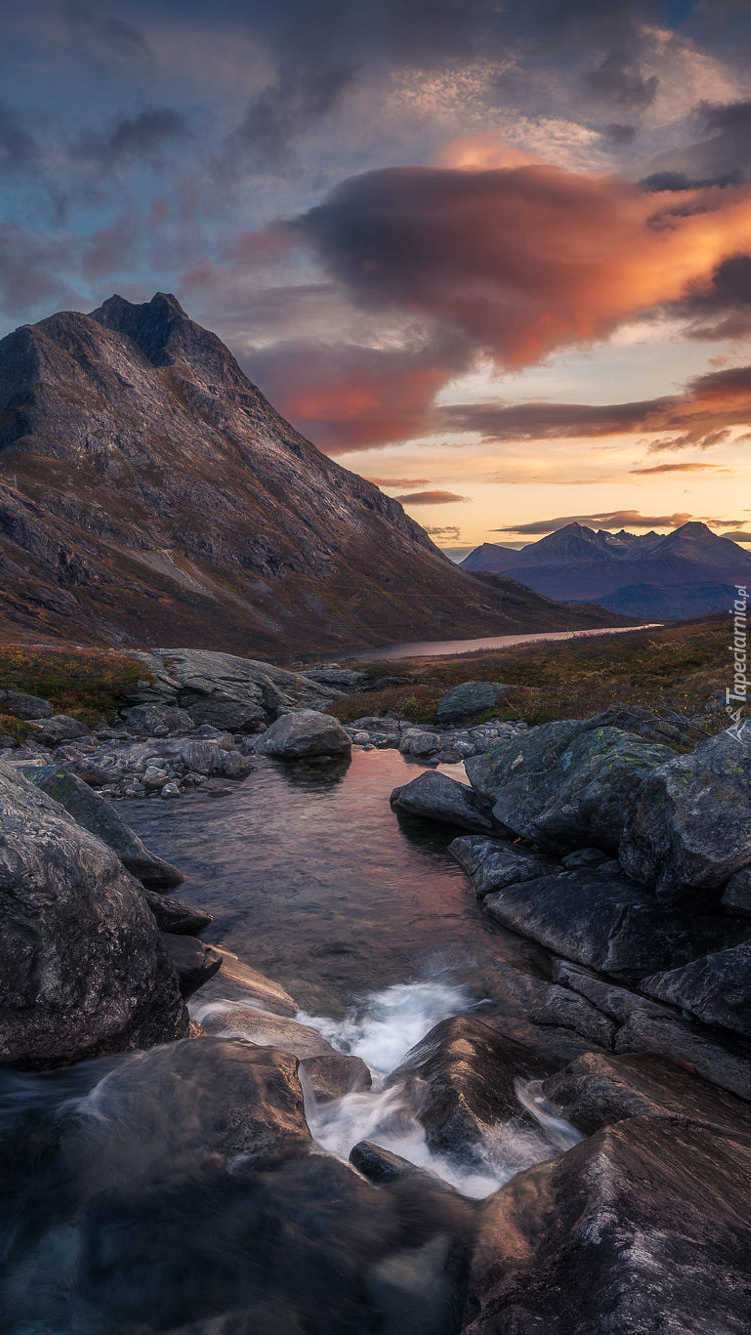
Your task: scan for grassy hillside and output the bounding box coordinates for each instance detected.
[0,645,148,724]
[331,618,733,732]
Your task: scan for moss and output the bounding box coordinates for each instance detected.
[0,713,31,742]
[0,645,151,724]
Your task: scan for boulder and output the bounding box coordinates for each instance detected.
[482,866,740,976]
[449,836,556,898]
[24,765,184,889]
[550,959,675,1026]
[349,1140,423,1185]
[464,1117,751,1334]
[255,710,351,760]
[619,726,751,902]
[0,762,187,1068]
[178,739,253,778]
[32,713,91,747]
[204,949,298,1016]
[542,1051,751,1137]
[0,688,52,720]
[390,771,493,833]
[121,703,195,736]
[642,942,751,1039]
[303,667,367,691]
[466,720,674,854]
[581,704,708,751]
[161,934,223,998]
[301,1052,372,1102]
[131,648,335,730]
[143,891,213,936]
[398,727,441,758]
[388,1015,552,1158]
[436,681,508,724]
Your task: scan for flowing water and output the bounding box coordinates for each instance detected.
[1,750,579,1332]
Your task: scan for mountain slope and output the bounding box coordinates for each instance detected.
[461,522,751,617]
[0,294,618,656]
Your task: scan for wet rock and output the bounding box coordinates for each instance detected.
[0,762,187,1068]
[613,1009,751,1101]
[389,1015,552,1158]
[542,1051,751,1137]
[192,999,336,1058]
[255,710,351,760]
[464,1117,751,1335]
[436,682,508,724]
[121,703,195,736]
[561,847,608,869]
[144,891,213,935]
[24,765,184,889]
[32,713,92,747]
[483,866,738,976]
[642,942,751,1039]
[550,959,674,1026]
[0,688,52,720]
[178,739,252,778]
[161,934,223,998]
[301,1052,372,1102]
[349,715,401,736]
[390,771,494,833]
[203,950,298,1016]
[723,865,751,916]
[619,726,751,903]
[467,720,674,854]
[350,1140,422,1184]
[449,836,556,899]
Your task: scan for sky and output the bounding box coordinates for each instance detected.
[3,1,751,554]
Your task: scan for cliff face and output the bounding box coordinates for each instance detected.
[0,293,604,656]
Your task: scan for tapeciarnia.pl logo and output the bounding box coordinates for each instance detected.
[727,583,749,743]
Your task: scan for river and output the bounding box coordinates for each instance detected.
[355,624,661,661]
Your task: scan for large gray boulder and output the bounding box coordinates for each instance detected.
[255,709,351,760]
[619,726,751,902]
[0,763,187,1067]
[32,713,91,747]
[642,943,751,1039]
[436,681,508,723]
[390,771,493,832]
[481,866,739,976]
[464,1117,751,1334]
[466,720,674,854]
[131,648,336,731]
[24,765,184,889]
[0,689,52,720]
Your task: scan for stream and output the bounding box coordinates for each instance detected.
[1,750,579,1333]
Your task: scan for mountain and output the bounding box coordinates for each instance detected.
[461,521,751,618]
[0,294,619,656]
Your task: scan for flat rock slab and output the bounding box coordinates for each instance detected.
[542,1051,751,1137]
[642,942,751,1039]
[482,866,741,976]
[192,999,337,1059]
[467,719,674,854]
[24,765,184,889]
[390,771,493,832]
[464,1116,751,1334]
[613,1009,751,1102]
[619,726,751,902]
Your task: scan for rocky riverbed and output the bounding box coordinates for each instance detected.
[1,646,750,1334]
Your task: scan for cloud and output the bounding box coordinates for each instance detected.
[639,98,751,192]
[74,108,192,170]
[246,331,469,451]
[0,223,80,313]
[424,525,461,541]
[296,162,751,368]
[495,510,695,534]
[368,476,431,487]
[722,531,751,542]
[629,461,730,473]
[0,102,40,176]
[670,253,751,340]
[394,490,467,504]
[223,66,355,169]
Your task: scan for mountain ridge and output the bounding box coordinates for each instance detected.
[0,294,621,656]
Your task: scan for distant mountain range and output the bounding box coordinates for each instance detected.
[462,522,751,618]
[0,294,620,655]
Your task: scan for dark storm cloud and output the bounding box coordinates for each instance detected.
[222,66,355,169]
[640,98,751,192]
[74,108,192,171]
[670,254,751,340]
